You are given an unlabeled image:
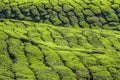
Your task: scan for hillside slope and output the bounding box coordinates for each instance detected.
[0,0,120,80]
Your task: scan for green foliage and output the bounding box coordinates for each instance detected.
[32,65,59,80]
[89,66,113,80]
[89,5,101,14]
[83,31,104,48]
[108,68,120,79]
[111,4,119,9]
[24,17,32,21]
[7,38,28,65]
[67,12,79,26]
[1,1,120,79]
[53,5,62,12]
[12,63,35,79]
[40,45,64,66]
[83,9,94,16]
[101,6,119,22]
[53,66,76,80]
[29,6,39,16]
[58,12,70,24]
[63,4,74,12]
[79,21,89,28]
[99,37,113,49]
[0,2,6,11]
[25,43,44,62]
[99,17,107,24]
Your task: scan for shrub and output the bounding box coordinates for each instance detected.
[75,34,94,49]
[0,76,13,80]
[44,2,52,9]
[63,4,74,12]
[106,14,119,22]
[7,38,28,65]
[79,21,90,28]
[107,36,120,51]
[99,17,107,24]
[108,68,120,80]
[63,32,78,47]
[83,9,94,16]
[114,0,120,4]
[19,4,30,16]
[29,6,39,16]
[25,43,44,62]
[67,62,90,79]
[24,17,32,21]
[44,19,52,24]
[4,5,11,18]
[89,5,101,14]
[39,45,63,66]
[34,16,40,21]
[12,63,35,79]
[18,14,25,20]
[0,31,8,40]
[71,4,84,21]
[67,12,79,26]
[0,55,12,69]
[89,66,113,80]
[86,16,99,23]
[32,66,59,80]
[55,39,69,46]
[109,22,119,26]
[53,5,62,12]
[57,51,90,79]
[83,31,104,48]
[101,6,119,22]
[51,16,62,26]
[0,2,6,11]
[111,4,119,10]
[58,12,70,24]
[53,66,76,80]
[99,37,113,49]
[41,30,53,42]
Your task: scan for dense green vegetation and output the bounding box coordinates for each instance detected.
[0,0,120,80]
[0,0,120,29]
[0,19,120,80]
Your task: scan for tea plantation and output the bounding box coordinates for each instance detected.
[0,0,120,80]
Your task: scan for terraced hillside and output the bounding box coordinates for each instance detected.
[1,0,120,80]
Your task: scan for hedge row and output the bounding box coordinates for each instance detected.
[0,0,120,28]
[0,20,120,79]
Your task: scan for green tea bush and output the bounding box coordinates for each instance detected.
[107,36,120,51]
[101,6,119,22]
[83,9,94,16]
[89,5,101,15]
[0,2,6,11]
[89,66,113,80]
[40,45,64,66]
[29,6,40,17]
[12,63,35,79]
[53,5,63,12]
[79,21,90,28]
[57,51,90,79]
[63,4,74,12]
[25,43,44,62]
[33,66,59,80]
[99,37,113,49]
[108,67,120,80]
[58,12,70,24]
[67,12,79,26]
[83,31,104,48]
[7,38,28,65]
[53,66,76,80]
